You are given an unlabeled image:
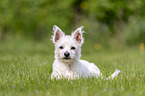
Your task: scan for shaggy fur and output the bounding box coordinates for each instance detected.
[51,25,120,80]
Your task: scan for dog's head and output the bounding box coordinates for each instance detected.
[52,25,84,62]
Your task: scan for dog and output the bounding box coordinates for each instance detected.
[51,25,120,80]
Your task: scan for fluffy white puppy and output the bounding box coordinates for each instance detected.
[51,25,120,80]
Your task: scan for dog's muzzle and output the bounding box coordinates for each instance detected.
[64,52,70,59]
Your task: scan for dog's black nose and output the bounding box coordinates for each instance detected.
[64,52,70,57]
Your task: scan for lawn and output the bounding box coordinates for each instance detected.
[0,37,145,96]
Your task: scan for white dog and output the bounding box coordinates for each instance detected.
[51,25,120,80]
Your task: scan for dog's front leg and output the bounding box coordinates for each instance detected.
[51,72,62,80]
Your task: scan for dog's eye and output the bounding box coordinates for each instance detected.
[71,47,75,50]
[59,46,64,49]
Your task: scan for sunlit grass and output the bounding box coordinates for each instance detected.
[0,38,145,96]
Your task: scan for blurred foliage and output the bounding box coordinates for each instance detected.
[86,0,145,34]
[0,0,74,39]
[87,0,145,23]
[123,17,145,45]
[0,0,145,45]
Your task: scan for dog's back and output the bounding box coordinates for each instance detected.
[79,60,102,78]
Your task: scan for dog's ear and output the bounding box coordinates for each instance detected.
[71,26,84,44]
[52,25,65,43]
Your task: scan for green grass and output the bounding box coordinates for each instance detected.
[0,37,145,96]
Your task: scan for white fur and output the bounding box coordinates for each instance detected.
[51,25,120,80]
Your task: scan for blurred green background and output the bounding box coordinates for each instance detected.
[0,0,145,50]
[0,1,145,95]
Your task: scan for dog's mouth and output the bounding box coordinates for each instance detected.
[63,57,71,60]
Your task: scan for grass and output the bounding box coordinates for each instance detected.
[0,37,145,96]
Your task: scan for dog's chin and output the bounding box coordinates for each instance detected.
[62,57,72,62]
